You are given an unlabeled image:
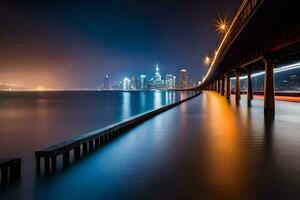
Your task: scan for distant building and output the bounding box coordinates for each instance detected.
[131,75,137,90]
[155,64,161,82]
[140,75,146,90]
[112,81,123,90]
[103,74,110,90]
[180,68,188,89]
[165,74,173,89]
[172,76,176,89]
[154,64,164,89]
[189,79,196,88]
[123,77,131,91]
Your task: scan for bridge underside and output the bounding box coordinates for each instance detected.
[200,0,300,117]
[211,0,300,80]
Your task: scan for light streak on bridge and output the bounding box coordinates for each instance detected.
[231,62,300,80]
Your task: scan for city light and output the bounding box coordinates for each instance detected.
[215,16,229,34]
[123,77,131,91]
[203,55,211,66]
[111,65,193,90]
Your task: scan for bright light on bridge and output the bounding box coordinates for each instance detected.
[203,55,211,66]
[215,16,229,34]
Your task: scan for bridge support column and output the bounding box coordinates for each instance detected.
[221,76,225,96]
[214,81,217,91]
[263,59,275,116]
[217,79,221,94]
[247,70,253,106]
[226,74,230,100]
[235,71,241,103]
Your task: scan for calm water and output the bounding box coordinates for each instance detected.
[0,90,192,199]
[0,91,189,158]
[1,91,300,199]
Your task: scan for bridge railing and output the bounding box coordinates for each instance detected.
[202,0,263,86]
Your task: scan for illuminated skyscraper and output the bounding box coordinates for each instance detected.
[165,74,173,89]
[131,75,137,90]
[103,74,110,89]
[180,68,188,89]
[140,75,146,90]
[172,76,176,89]
[154,64,164,88]
[155,64,161,82]
[123,77,131,91]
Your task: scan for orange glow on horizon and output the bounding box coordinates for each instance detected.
[36,86,46,91]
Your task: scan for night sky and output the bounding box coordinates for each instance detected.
[0,0,241,89]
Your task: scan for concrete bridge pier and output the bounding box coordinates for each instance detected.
[221,76,225,96]
[214,81,217,91]
[226,74,230,100]
[263,58,275,116]
[218,79,221,93]
[215,81,218,92]
[247,69,253,106]
[235,71,241,103]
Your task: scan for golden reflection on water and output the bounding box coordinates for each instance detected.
[202,91,251,196]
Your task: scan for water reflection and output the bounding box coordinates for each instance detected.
[203,92,249,196]
[2,91,300,199]
[154,90,162,108]
[0,91,195,199]
[121,92,131,119]
[180,91,188,100]
[140,92,146,109]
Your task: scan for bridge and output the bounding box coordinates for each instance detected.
[198,0,300,116]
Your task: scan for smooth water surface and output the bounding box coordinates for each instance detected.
[1,91,300,199]
[0,90,191,199]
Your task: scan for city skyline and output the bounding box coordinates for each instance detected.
[0,0,241,90]
[109,64,194,91]
[2,62,300,91]
[1,1,300,199]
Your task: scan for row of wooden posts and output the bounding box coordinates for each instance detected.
[36,130,116,174]
[1,92,199,182]
[35,92,200,175]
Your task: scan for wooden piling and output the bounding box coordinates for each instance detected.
[95,138,100,148]
[89,141,94,152]
[1,166,8,185]
[74,146,81,160]
[51,156,56,172]
[44,157,50,174]
[63,152,70,166]
[83,143,88,155]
